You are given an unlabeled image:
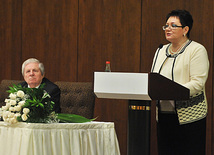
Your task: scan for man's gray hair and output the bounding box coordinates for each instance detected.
[22,58,45,76]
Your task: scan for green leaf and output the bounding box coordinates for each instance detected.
[57,113,95,123]
[7,84,23,93]
[39,103,44,108]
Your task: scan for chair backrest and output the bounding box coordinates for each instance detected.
[0,80,23,107]
[54,81,95,119]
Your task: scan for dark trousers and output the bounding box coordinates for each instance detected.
[157,113,206,155]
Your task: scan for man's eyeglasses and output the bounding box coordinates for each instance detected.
[162,24,185,30]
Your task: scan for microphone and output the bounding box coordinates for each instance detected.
[151,44,163,72]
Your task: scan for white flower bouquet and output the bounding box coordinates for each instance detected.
[0,84,93,124]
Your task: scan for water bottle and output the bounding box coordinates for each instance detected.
[105,61,111,72]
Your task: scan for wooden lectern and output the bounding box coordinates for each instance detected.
[94,72,189,155]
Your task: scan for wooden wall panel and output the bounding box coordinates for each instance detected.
[0,0,22,81]
[78,0,141,154]
[21,0,78,82]
[78,0,141,82]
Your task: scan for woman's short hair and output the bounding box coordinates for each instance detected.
[166,10,193,38]
[22,58,45,76]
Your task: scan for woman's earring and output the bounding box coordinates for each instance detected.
[183,34,186,37]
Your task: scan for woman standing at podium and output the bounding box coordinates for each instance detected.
[151,10,209,155]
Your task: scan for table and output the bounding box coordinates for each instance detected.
[0,121,120,155]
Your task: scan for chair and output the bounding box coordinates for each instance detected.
[54,82,95,119]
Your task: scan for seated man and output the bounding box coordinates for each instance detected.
[20,58,61,113]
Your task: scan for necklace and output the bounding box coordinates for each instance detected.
[169,39,189,55]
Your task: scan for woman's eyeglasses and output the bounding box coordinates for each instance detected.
[162,24,185,30]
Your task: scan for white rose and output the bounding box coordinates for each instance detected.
[5,118,10,122]
[8,112,15,118]
[9,93,16,100]
[3,111,10,118]
[2,106,8,111]
[10,100,17,106]
[18,101,25,106]
[15,113,21,118]
[4,99,10,103]
[21,114,28,121]
[23,108,30,114]
[17,90,25,98]
[14,105,22,112]
[4,103,11,110]
[9,107,15,111]
[10,117,17,124]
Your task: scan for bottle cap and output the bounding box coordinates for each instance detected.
[106,61,110,64]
